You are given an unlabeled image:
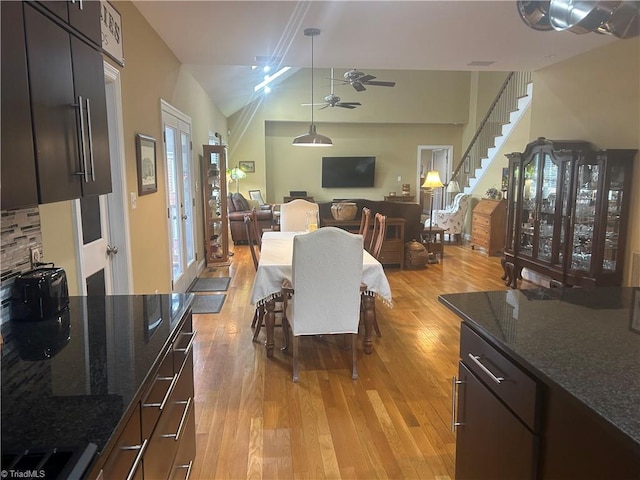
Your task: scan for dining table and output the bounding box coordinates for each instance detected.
[250,231,393,357]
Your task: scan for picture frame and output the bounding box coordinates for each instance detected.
[239,161,255,173]
[248,189,266,205]
[630,288,640,334]
[136,134,157,195]
[463,156,471,174]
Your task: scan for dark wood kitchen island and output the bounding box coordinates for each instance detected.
[440,287,640,479]
[1,294,195,479]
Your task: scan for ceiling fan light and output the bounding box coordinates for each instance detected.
[292,124,333,146]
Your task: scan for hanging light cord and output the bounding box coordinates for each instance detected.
[310,31,315,126]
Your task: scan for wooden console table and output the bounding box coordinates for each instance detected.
[384,195,415,203]
[322,217,406,270]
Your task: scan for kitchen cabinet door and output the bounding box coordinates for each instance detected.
[455,362,536,480]
[24,4,111,204]
[71,35,112,196]
[1,1,38,209]
[25,5,83,204]
[36,1,102,46]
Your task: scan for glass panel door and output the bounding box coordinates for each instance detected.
[537,153,558,262]
[519,153,539,258]
[163,107,196,292]
[571,163,598,272]
[602,163,624,272]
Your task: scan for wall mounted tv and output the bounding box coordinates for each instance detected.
[322,156,375,188]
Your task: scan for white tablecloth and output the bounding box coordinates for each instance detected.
[249,231,392,306]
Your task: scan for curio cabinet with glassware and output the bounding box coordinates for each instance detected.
[202,144,229,265]
[502,137,635,288]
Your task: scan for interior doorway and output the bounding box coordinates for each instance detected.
[416,145,454,214]
[73,62,132,295]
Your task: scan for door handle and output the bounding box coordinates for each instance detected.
[106,245,119,256]
[85,98,95,181]
[74,96,89,182]
[182,214,188,220]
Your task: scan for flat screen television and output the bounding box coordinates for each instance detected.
[322,156,375,188]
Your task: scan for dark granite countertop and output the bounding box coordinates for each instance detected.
[439,287,640,447]
[1,293,194,455]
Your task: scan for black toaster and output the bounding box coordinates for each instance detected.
[12,267,69,321]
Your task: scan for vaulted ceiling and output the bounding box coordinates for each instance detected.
[133,1,618,117]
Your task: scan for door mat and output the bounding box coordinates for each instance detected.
[192,294,226,314]
[190,277,231,292]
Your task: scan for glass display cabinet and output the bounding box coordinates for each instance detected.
[502,137,635,288]
[202,144,229,265]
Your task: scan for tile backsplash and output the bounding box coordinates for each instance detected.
[1,207,42,323]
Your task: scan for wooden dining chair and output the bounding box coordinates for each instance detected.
[281,227,363,382]
[245,212,284,341]
[358,207,371,248]
[369,213,387,260]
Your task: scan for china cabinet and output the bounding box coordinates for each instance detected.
[202,145,230,265]
[502,137,635,288]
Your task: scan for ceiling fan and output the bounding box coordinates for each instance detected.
[341,68,396,92]
[302,68,361,109]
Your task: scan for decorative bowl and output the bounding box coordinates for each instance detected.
[330,202,357,221]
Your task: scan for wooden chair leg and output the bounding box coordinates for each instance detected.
[351,333,358,380]
[252,305,264,342]
[292,336,299,383]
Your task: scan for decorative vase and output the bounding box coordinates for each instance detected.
[330,202,357,221]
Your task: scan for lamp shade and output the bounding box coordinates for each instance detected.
[292,124,333,146]
[447,180,461,193]
[230,166,247,180]
[422,170,443,189]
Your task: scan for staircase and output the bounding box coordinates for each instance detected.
[451,71,533,193]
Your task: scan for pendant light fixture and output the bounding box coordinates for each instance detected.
[292,28,333,147]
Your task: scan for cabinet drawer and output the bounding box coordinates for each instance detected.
[473,214,491,227]
[98,404,144,480]
[141,347,175,439]
[460,323,538,431]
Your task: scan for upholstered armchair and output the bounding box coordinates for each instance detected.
[228,193,273,244]
[425,193,469,243]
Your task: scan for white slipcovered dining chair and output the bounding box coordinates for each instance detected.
[281,227,364,382]
[280,199,319,232]
[425,193,470,243]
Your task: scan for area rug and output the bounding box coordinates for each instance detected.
[192,294,226,314]
[190,277,231,292]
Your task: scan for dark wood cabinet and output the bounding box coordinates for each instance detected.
[502,137,635,288]
[1,1,38,209]
[23,3,111,205]
[455,362,537,480]
[35,0,102,46]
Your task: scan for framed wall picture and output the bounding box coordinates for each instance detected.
[136,134,157,195]
[100,0,124,67]
[239,161,255,173]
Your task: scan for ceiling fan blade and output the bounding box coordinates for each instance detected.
[301,103,328,106]
[337,104,357,109]
[318,104,330,110]
[357,74,376,83]
[352,82,366,92]
[364,80,396,87]
[339,102,361,106]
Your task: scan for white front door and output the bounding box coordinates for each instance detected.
[162,103,197,292]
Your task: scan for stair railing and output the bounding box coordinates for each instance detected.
[449,71,532,191]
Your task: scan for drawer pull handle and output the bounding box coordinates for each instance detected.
[176,460,194,480]
[468,353,504,384]
[143,374,178,410]
[451,375,464,432]
[174,330,198,354]
[162,397,192,441]
[121,438,148,480]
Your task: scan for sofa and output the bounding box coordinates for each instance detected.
[317,199,423,243]
[228,193,274,244]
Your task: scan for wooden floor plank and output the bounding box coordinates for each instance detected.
[192,242,509,478]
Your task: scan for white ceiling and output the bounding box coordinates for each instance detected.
[133,1,619,117]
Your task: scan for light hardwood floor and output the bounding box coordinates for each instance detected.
[190,242,510,479]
